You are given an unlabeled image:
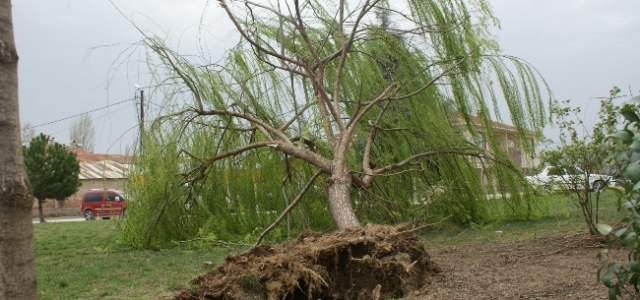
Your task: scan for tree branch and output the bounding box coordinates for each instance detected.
[333,0,378,109]
[195,108,288,142]
[362,148,517,185]
[151,45,205,111]
[254,169,323,246]
[349,83,398,128]
[362,102,391,174]
[218,0,303,67]
[390,50,476,101]
[291,0,322,67]
[278,100,317,132]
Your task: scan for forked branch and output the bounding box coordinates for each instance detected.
[195,108,289,142]
[362,148,519,185]
[254,170,324,246]
[218,0,303,67]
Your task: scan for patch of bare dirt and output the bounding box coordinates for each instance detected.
[419,233,627,299]
[175,224,440,300]
[175,226,628,300]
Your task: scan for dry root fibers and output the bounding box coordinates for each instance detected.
[175,224,440,300]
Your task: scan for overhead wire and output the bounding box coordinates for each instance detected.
[25,98,134,130]
[43,104,134,136]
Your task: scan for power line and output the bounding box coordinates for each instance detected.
[44,104,133,136]
[25,98,134,129]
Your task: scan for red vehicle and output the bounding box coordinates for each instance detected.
[80,189,126,220]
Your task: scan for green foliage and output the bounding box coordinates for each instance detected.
[597,94,640,299]
[120,0,550,248]
[541,89,625,234]
[119,132,334,248]
[543,87,625,175]
[23,133,82,202]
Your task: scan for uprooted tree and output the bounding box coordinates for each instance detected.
[120,0,550,248]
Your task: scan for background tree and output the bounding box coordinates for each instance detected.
[541,87,628,234]
[23,133,82,223]
[21,121,35,145]
[121,0,550,248]
[69,113,95,152]
[0,0,38,297]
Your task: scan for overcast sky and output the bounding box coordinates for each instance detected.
[12,0,640,154]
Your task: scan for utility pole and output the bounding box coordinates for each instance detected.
[138,88,144,155]
[140,89,144,134]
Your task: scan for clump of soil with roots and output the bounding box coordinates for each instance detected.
[175,224,440,300]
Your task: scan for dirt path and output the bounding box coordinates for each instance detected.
[420,233,626,299]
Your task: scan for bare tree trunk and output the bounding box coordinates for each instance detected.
[37,199,45,223]
[326,170,360,230]
[0,0,38,298]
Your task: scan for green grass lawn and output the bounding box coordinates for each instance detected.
[422,190,626,248]
[34,221,228,300]
[34,191,627,299]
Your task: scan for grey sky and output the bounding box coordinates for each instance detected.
[13,0,640,154]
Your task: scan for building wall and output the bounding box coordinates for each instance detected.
[31,178,126,218]
[462,127,540,187]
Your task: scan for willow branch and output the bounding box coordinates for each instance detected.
[362,102,391,174]
[244,0,295,23]
[218,0,303,67]
[333,0,377,108]
[254,170,323,246]
[391,50,475,101]
[278,100,317,132]
[304,66,337,148]
[349,83,398,128]
[291,0,322,67]
[195,108,289,142]
[362,148,517,185]
[152,46,205,111]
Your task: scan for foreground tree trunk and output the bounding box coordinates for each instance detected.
[326,167,360,230]
[0,0,38,298]
[37,199,45,223]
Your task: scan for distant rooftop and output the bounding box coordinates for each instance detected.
[80,160,130,180]
[69,148,132,164]
[68,148,132,180]
[457,115,522,133]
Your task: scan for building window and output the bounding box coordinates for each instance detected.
[527,138,535,150]
[474,133,487,150]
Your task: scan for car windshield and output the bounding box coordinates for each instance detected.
[566,167,584,175]
[548,167,564,176]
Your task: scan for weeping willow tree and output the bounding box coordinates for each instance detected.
[120,0,550,248]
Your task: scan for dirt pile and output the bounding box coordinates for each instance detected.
[175,224,440,300]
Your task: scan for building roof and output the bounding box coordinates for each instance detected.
[68,149,133,180]
[80,160,130,180]
[458,116,521,133]
[69,148,132,164]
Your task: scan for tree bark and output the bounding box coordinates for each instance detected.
[0,0,38,298]
[37,199,45,223]
[326,169,360,230]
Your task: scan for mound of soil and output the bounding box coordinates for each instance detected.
[175,224,440,300]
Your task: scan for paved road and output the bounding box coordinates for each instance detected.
[32,216,86,224]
